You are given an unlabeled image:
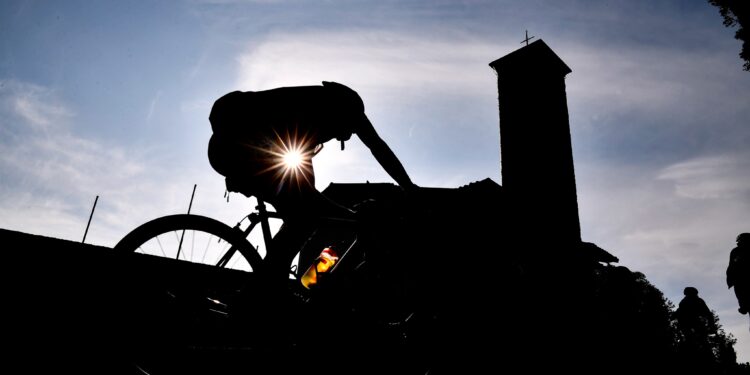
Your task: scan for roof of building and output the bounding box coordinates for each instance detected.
[489,39,572,77]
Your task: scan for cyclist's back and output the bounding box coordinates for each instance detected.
[208,82,362,202]
[208,81,415,208]
[209,83,362,143]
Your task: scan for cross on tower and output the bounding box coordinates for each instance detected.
[521,30,535,46]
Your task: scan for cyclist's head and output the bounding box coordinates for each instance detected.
[684,287,699,296]
[737,233,750,246]
[322,81,365,114]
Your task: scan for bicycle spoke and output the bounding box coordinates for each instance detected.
[155,236,167,257]
[189,229,195,262]
[213,241,233,265]
[173,231,182,260]
[228,253,241,269]
[201,234,213,264]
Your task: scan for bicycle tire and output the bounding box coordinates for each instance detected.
[114,214,264,272]
[116,215,269,373]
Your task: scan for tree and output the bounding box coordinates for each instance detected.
[673,292,745,374]
[708,0,750,71]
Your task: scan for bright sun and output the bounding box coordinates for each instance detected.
[282,149,304,170]
[263,129,315,187]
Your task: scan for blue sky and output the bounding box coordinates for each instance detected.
[1,0,749,360]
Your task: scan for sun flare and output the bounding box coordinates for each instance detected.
[254,129,316,188]
[282,149,304,171]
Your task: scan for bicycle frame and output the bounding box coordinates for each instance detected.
[216,201,283,268]
[218,199,360,285]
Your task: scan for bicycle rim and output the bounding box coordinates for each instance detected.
[114,214,263,272]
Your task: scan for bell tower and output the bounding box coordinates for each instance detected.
[489,39,581,243]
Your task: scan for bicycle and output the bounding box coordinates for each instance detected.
[114,185,436,374]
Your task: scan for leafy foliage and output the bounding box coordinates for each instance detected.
[587,264,748,374]
[709,0,750,71]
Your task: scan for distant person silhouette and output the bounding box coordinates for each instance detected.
[673,287,724,375]
[675,287,715,336]
[207,81,417,279]
[727,233,750,316]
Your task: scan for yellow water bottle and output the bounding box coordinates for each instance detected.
[300,247,339,289]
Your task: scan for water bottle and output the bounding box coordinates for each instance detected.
[300,247,339,289]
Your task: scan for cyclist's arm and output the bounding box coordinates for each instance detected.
[355,115,417,190]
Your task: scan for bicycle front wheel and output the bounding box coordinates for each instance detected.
[114,214,263,272]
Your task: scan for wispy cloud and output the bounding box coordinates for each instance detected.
[658,153,750,199]
[0,80,137,241]
[146,90,162,123]
[0,80,73,133]
[564,41,746,115]
[236,30,511,94]
[0,81,142,193]
[0,80,247,247]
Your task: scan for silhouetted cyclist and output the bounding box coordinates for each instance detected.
[207,81,417,280]
[727,233,750,317]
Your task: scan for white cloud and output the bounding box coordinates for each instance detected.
[560,40,748,144]
[236,30,510,95]
[0,80,251,248]
[565,45,691,112]
[0,80,73,132]
[657,153,750,199]
[14,95,71,129]
[234,34,739,123]
[0,81,134,240]
[146,90,162,123]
